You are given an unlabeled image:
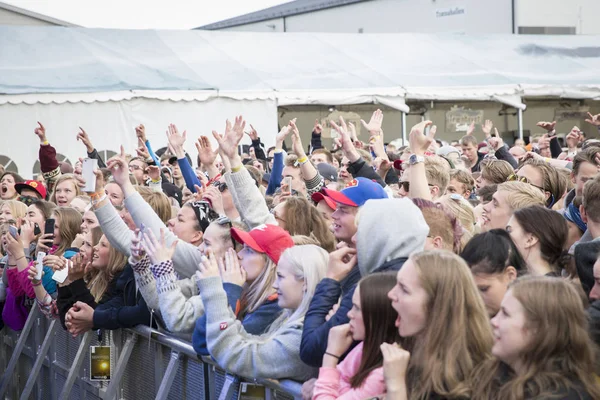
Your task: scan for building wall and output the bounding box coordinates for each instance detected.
[0,7,57,26]
[222,0,513,34]
[516,0,600,34]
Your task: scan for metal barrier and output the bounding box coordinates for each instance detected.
[0,308,303,399]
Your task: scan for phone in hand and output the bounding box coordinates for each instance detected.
[8,225,18,239]
[52,259,70,284]
[281,177,292,196]
[33,223,41,236]
[43,218,55,247]
[35,251,46,281]
[82,158,98,192]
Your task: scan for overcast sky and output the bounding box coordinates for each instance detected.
[5,0,291,29]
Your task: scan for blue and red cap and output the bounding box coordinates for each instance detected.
[322,177,388,207]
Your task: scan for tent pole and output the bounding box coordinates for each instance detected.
[518,108,524,141]
[401,112,407,146]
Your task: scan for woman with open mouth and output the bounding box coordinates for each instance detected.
[0,172,25,200]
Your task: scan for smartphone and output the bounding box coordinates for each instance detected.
[51,259,70,284]
[33,223,41,236]
[8,225,18,239]
[82,158,98,192]
[43,218,55,247]
[281,177,292,196]
[35,251,46,280]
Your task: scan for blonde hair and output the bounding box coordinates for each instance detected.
[50,174,82,204]
[135,186,171,224]
[425,156,450,195]
[405,251,493,399]
[497,181,545,211]
[239,256,278,317]
[266,245,328,335]
[438,195,477,235]
[449,169,475,191]
[2,200,27,222]
[472,276,600,400]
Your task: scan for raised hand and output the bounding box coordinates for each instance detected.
[135,137,151,160]
[326,244,357,281]
[566,127,581,149]
[135,124,147,143]
[146,165,160,182]
[195,136,218,167]
[141,228,177,265]
[326,324,354,359]
[289,119,306,158]
[348,122,359,142]
[76,127,94,153]
[220,248,246,286]
[482,120,493,138]
[466,121,475,136]
[76,169,105,195]
[28,264,42,286]
[313,119,323,135]
[585,112,600,127]
[275,122,292,149]
[43,255,67,272]
[212,116,245,159]
[106,146,130,187]
[166,123,187,151]
[68,253,88,282]
[245,124,259,141]
[130,230,146,264]
[536,121,557,133]
[331,117,359,162]
[380,343,410,393]
[34,122,47,143]
[409,120,434,155]
[202,185,225,216]
[360,109,383,136]
[196,249,221,280]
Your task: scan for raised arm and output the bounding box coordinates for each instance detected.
[77,127,107,168]
[408,121,435,200]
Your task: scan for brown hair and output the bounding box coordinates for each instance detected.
[405,251,493,399]
[412,199,462,254]
[460,135,479,147]
[31,199,56,220]
[512,205,570,275]
[280,196,336,252]
[477,184,498,203]
[311,148,334,164]
[572,147,600,177]
[519,159,566,208]
[87,234,128,302]
[471,276,600,400]
[284,154,300,168]
[53,207,82,256]
[583,175,600,224]
[84,226,104,301]
[350,273,401,388]
[480,160,514,184]
[50,174,82,204]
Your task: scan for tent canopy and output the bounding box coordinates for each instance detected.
[1,27,600,109]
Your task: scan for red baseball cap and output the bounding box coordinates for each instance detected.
[231,224,294,264]
[15,180,47,199]
[311,192,337,211]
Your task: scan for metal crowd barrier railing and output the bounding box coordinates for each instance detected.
[0,306,303,399]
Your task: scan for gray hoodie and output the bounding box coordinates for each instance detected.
[356,198,429,276]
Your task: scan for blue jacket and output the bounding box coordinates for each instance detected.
[92,264,153,330]
[192,282,282,356]
[300,257,407,367]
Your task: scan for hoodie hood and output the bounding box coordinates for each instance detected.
[356,198,429,276]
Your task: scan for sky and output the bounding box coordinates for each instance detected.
[4,0,292,29]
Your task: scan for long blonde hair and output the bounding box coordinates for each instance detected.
[2,200,27,223]
[50,174,82,204]
[86,234,127,302]
[82,226,104,302]
[405,251,493,399]
[239,256,277,317]
[471,276,600,400]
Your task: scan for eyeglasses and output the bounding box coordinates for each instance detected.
[506,174,545,192]
[212,181,228,193]
[129,165,144,171]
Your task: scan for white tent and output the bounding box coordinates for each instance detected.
[1,27,600,175]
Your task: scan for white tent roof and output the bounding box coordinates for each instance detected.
[2,27,600,112]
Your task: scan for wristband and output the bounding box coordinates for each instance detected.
[32,281,42,287]
[15,255,25,262]
[544,157,551,163]
[90,191,104,200]
[41,140,49,146]
[231,165,243,173]
[91,194,107,206]
[324,352,340,359]
[297,156,308,164]
[150,177,161,184]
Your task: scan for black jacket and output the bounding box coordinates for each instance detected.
[300,257,406,367]
[575,240,600,297]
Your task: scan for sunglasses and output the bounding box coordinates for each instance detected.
[506,174,545,191]
[212,181,228,193]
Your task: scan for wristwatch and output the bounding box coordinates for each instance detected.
[409,154,425,165]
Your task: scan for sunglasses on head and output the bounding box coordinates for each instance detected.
[212,181,228,193]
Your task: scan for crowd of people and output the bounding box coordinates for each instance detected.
[1,110,600,399]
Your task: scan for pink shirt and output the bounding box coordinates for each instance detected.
[313,342,385,400]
